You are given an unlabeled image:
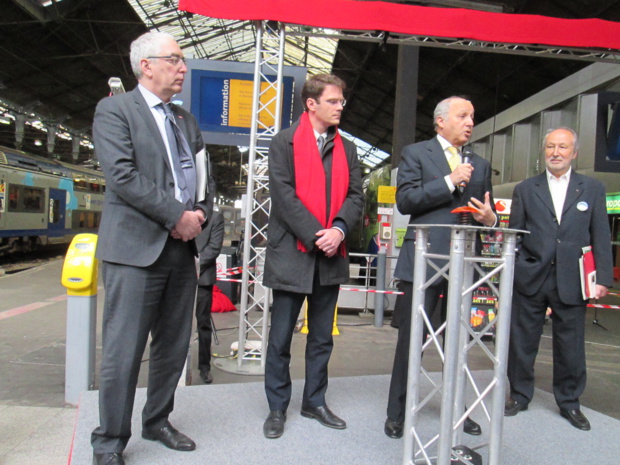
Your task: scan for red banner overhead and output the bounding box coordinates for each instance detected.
[179,0,620,50]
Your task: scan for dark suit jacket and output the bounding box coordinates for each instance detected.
[394,136,495,282]
[509,171,613,305]
[263,118,364,294]
[94,87,213,267]
[196,210,225,286]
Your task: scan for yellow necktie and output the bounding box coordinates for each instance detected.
[447,146,460,171]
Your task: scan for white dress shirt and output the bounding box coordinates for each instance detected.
[547,167,571,224]
[138,84,183,203]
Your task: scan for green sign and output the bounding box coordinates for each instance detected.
[607,192,620,214]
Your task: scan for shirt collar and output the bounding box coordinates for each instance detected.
[138,84,166,109]
[436,134,457,152]
[546,167,572,182]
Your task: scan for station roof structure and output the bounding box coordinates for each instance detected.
[2,0,620,197]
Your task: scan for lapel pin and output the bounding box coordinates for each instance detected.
[577,201,588,211]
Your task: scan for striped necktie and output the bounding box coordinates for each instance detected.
[160,103,196,208]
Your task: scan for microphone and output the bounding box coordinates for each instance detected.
[459,146,473,193]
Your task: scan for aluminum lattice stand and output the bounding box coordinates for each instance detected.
[237,20,286,370]
[402,224,525,465]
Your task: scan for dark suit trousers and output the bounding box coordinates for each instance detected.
[195,285,214,371]
[508,266,587,411]
[91,238,196,454]
[387,279,447,422]
[265,266,339,412]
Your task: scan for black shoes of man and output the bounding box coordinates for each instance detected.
[142,421,196,450]
[263,410,287,438]
[199,367,213,384]
[93,453,125,465]
[263,404,346,438]
[504,398,529,416]
[301,404,347,429]
[505,398,590,431]
[384,418,404,438]
[560,408,591,431]
[383,415,481,438]
[93,422,195,464]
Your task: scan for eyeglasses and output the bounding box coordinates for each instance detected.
[319,98,347,107]
[147,55,187,66]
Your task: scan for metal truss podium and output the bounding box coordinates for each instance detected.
[402,224,525,465]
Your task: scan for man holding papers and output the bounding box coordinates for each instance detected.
[505,127,613,431]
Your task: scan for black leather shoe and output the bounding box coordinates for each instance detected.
[263,410,286,438]
[384,418,403,439]
[199,368,213,384]
[504,398,528,417]
[463,416,482,435]
[93,452,125,465]
[560,408,591,431]
[142,421,196,451]
[301,404,347,429]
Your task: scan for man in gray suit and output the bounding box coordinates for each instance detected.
[195,210,225,384]
[384,96,497,439]
[505,128,613,431]
[90,32,214,465]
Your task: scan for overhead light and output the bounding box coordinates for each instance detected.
[39,0,65,7]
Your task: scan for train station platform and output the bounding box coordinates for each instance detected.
[2,259,620,464]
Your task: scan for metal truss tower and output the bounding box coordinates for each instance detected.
[235,20,286,372]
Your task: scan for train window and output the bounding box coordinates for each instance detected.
[8,185,19,210]
[74,180,88,191]
[50,198,60,223]
[72,210,101,230]
[7,184,45,213]
[23,187,44,212]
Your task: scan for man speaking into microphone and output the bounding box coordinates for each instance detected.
[384,96,496,439]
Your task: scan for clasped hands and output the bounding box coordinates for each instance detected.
[171,210,205,241]
[315,228,344,258]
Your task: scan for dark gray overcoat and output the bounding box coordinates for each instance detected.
[262,119,363,294]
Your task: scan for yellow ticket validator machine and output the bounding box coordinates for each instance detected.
[61,233,98,406]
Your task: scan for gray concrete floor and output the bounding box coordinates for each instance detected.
[1,259,619,464]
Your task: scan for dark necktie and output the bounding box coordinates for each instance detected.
[160,103,196,208]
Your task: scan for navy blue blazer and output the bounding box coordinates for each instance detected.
[509,171,613,305]
[394,136,495,282]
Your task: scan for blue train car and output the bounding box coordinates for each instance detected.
[0,146,105,254]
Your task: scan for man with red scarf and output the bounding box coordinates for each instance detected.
[262,74,363,439]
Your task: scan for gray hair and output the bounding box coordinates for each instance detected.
[130,31,177,79]
[433,96,471,129]
[543,127,580,153]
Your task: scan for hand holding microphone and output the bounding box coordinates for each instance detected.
[459,146,473,192]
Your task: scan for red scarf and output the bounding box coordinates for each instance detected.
[293,112,349,255]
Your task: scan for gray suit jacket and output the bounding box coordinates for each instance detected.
[94,87,213,266]
[509,171,613,305]
[196,210,225,286]
[394,136,495,282]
